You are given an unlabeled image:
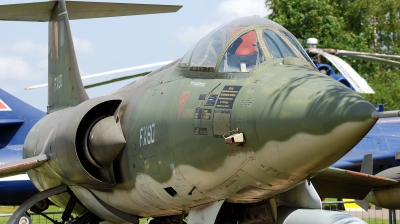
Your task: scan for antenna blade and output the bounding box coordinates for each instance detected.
[318,51,375,94]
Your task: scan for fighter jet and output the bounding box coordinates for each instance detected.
[0,88,44,206]
[1,1,400,224]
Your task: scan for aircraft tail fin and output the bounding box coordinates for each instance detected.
[0,1,181,113]
[0,88,44,117]
[47,0,88,113]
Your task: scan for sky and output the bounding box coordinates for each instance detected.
[0,0,271,111]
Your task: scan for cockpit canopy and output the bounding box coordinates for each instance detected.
[179,17,314,73]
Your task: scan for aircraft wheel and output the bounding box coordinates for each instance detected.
[18,214,31,224]
[30,199,50,213]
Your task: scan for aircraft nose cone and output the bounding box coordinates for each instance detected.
[260,70,376,133]
[255,67,377,173]
[301,78,375,133]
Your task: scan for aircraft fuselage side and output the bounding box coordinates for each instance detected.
[26,58,377,217]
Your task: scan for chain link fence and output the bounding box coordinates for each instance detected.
[323,200,400,224]
[0,211,62,224]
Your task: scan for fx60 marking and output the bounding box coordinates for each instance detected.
[140,123,155,147]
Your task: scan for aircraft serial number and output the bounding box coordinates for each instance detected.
[140,123,155,147]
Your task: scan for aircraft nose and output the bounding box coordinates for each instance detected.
[300,77,375,133]
[255,67,377,173]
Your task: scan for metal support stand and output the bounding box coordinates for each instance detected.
[389,209,397,224]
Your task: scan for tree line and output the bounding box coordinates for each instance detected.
[266,0,400,109]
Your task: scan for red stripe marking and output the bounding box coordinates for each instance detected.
[178,92,189,116]
[346,170,390,181]
[0,160,38,172]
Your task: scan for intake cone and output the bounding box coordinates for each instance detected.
[88,116,126,168]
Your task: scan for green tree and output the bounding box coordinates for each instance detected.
[266,0,368,50]
[266,0,400,109]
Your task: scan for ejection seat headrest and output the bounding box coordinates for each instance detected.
[231,27,257,56]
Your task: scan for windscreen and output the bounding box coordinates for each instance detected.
[279,30,315,65]
[262,29,297,59]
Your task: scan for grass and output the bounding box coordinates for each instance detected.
[362,219,391,224]
[0,206,150,224]
[0,206,17,213]
[0,206,63,223]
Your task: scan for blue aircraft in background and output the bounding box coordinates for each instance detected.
[334,117,400,174]
[0,88,45,205]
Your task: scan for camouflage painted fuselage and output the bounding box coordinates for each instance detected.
[21,12,376,221]
[25,58,376,220]
[82,58,374,217]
